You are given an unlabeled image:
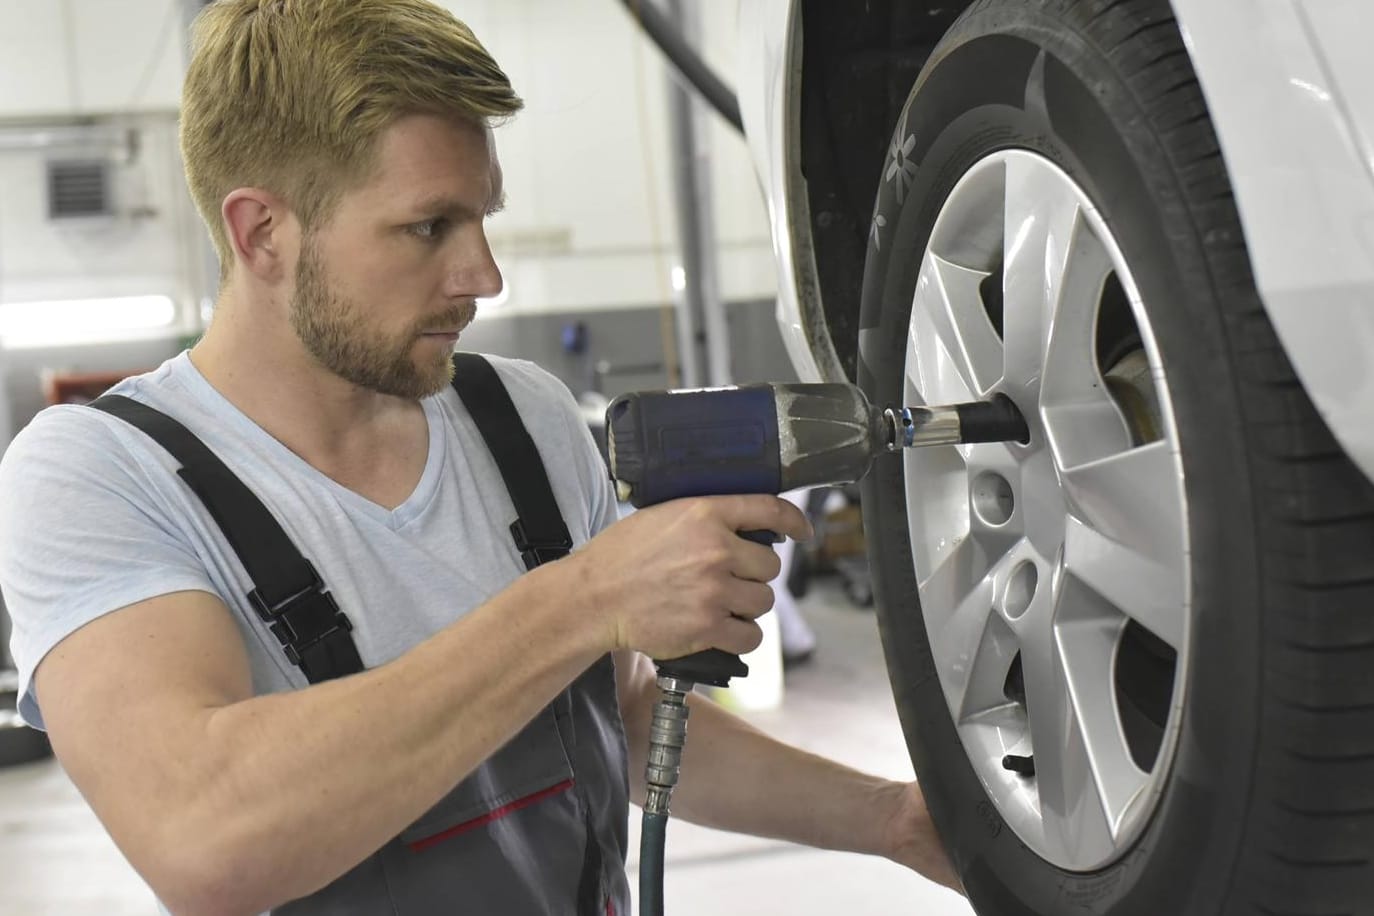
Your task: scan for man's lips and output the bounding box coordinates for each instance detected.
[421,305,477,338]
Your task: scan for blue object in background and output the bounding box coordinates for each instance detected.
[561,320,588,355]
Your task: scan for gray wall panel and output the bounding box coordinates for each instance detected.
[0,299,798,448]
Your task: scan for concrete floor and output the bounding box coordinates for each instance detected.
[0,578,973,916]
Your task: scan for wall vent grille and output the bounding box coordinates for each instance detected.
[46,160,112,219]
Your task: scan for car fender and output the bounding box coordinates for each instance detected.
[1172,0,1374,483]
[736,0,844,383]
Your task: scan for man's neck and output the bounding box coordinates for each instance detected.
[188,300,423,476]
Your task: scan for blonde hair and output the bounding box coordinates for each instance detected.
[180,0,522,278]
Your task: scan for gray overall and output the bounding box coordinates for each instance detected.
[278,657,631,915]
[92,354,631,916]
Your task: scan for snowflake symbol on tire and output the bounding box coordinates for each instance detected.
[870,213,887,251]
[885,133,918,204]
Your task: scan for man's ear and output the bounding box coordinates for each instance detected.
[221,188,296,281]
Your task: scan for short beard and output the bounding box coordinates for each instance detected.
[288,239,461,399]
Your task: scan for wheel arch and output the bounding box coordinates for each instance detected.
[786,0,1374,484]
[791,0,966,381]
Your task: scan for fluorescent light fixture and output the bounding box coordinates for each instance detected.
[670,265,687,292]
[0,295,177,349]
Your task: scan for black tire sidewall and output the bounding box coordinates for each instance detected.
[857,6,1262,914]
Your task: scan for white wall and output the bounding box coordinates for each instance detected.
[0,116,208,345]
[443,0,776,313]
[0,0,185,116]
[0,0,775,322]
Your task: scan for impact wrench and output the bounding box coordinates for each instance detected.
[605,381,1029,915]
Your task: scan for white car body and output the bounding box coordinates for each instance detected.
[737,0,1374,485]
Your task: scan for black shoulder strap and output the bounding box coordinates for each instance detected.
[448,354,603,915]
[89,395,363,684]
[449,353,574,570]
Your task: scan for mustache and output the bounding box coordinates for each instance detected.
[416,302,477,335]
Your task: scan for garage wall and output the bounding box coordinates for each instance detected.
[0,0,785,444]
[449,0,776,313]
[0,115,209,337]
[0,0,774,314]
[0,0,186,118]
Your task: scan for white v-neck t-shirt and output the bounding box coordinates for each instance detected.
[0,351,619,729]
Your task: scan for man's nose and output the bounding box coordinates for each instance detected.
[446,228,503,300]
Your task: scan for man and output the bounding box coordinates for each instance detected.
[0,1,958,913]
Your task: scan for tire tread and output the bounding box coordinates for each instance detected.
[1048,0,1374,911]
[862,2,1374,911]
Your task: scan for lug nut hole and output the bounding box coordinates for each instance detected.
[973,471,1016,526]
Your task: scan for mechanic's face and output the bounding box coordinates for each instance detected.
[289,114,504,399]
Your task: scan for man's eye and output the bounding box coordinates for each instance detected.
[408,218,448,240]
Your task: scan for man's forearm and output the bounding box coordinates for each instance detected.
[174,560,607,913]
[623,680,902,859]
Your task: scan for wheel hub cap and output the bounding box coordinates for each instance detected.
[902,150,1191,871]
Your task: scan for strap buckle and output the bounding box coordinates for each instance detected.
[510,519,573,571]
[247,560,354,667]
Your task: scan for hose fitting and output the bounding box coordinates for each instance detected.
[644,676,693,816]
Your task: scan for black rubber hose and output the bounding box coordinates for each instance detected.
[640,810,669,916]
[616,0,744,134]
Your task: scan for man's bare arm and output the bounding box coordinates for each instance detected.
[615,650,959,890]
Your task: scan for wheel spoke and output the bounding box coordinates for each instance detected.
[912,254,1004,398]
[907,276,978,405]
[957,610,1020,723]
[1040,207,1115,408]
[1041,398,1135,473]
[1060,440,1186,570]
[1055,611,1152,840]
[1020,621,1115,863]
[1063,515,1185,650]
[1000,155,1087,391]
[920,537,1014,714]
[1021,166,1130,469]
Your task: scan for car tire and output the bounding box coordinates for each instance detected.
[856,1,1374,913]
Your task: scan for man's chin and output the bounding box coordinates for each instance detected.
[412,349,459,399]
[378,336,452,396]
[343,354,453,401]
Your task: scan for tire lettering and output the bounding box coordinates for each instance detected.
[975,800,1003,838]
[1057,870,1124,908]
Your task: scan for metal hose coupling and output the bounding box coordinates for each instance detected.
[644,675,693,816]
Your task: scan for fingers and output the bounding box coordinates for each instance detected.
[722,578,775,620]
[708,616,765,656]
[707,494,813,543]
[729,538,783,583]
[595,495,800,659]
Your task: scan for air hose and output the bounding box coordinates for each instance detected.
[639,811,669,916]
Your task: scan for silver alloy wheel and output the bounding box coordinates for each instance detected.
[903,150,1191,871]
